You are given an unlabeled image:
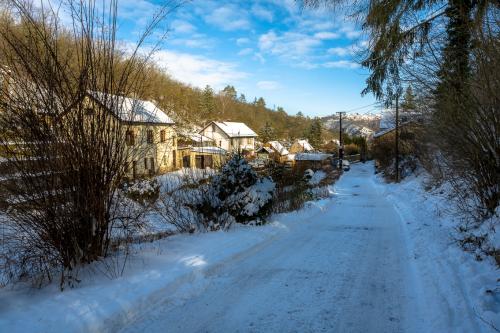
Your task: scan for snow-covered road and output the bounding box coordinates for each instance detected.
[118,163,437,333]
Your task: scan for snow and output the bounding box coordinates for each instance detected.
[0,163,498,332]
[89,92,174,124]
[209,121,257,138]
[294,139,314,151]
[294,152,332,161]
[308,170,327,185]
[268,141,289,155]
[190,146,226,154]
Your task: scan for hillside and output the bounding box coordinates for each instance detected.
[321,113,381,138]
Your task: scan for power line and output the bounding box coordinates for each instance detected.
[334,102,381,114]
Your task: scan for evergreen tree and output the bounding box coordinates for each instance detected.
[259,122,275,143]
[221,85,237,100]
[306,117,322,148]
[401,86,416,112]
[255,97,266,108]
[239,93,247,103]
[199,85,215,118]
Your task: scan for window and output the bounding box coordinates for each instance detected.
[150,158,155,171]
[126,130,135,146]
[172,150,176,168]
[147,130,154,144]
[144,158,148,169]
[160,130,166,143]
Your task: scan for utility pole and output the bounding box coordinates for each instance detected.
[395,95,400,183]
[337,111,346,169]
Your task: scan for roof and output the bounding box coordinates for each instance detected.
[89,92,174,125]
[178,131,214,143]
[293,139,314,151]
[268,141,289,155]
[294,153,333,161]
[191,146,226,154]
[256,146,274,154]
[206,121,257,138]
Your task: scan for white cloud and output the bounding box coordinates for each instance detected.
[253,52,266,64]
[252,4,274,22]
[238,48,253,56]
[323,60,360,69]
[171,19,196,34]
[236,37,251,46]
[169,33,214,49]
[314,31,340,40]
[205,5,251,31]
[327,41,368,57]
[327,46,351,57]
[257,80,280,90]
[258,31,321,60]
[340,25,363,39]
[152,50,248,89]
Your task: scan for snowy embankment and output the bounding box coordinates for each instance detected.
[372,171,500,332]
[0,199,333,333]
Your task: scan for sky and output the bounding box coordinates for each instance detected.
[113,0,379,117]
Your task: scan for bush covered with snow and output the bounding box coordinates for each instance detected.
[197,155,275,230]
[123,178,160,206]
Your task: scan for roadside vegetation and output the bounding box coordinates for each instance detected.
[305,0,499,262]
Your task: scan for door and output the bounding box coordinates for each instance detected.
[183,155,190,168]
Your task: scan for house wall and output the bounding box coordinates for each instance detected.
[200,123,255,154]
[175,148,226,169]
[124,124,177,178]
[200,124,230,151]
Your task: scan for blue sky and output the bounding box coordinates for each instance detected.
[114,0,378,117]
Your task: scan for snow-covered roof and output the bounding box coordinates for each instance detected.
[209,121,257,137]
[256,146,274,154]
[268,141,289,155]
[293,139,314,151]
[178,131,213,143]
[89,92,174,125]
[294,153,333,161]
[191,146,226,154]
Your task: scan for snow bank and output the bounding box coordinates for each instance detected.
[372,171,500,332]
[0,200,331,333]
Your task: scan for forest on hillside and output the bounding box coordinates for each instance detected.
[138,68,333,142]
[0,10,331,143]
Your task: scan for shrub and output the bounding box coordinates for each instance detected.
[197,155,275,230]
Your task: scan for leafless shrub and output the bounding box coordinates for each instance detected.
[0,0,181,288]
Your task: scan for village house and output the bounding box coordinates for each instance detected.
[176,130,227,169]
[199,121,257,156]
[88,92,177,178]
[256,141,289,163]
[289,139,314,154]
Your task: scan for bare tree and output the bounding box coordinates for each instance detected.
[0,0,182,288]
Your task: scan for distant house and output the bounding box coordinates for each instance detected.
[87,92,176,178]
[289,139,314,154]
[292,153,334,173]
[260,141,289,163]
[199,121,257,156]
[176,130,227,169]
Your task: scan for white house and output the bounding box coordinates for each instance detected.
[199,121,257,156]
